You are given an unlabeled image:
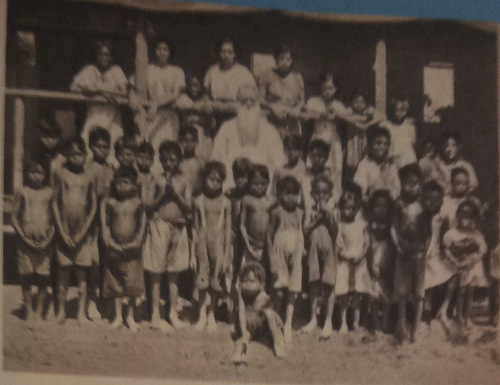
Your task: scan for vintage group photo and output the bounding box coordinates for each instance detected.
[2,0,500,383]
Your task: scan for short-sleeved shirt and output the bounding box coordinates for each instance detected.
[204,63,256,101]
[353,156,400,201]
[258,69,304,108]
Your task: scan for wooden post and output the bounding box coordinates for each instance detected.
[374,39,387,117]
[135,14,149,102]
[13,97,25,190]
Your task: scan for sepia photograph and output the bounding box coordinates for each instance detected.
[1,0,500,384]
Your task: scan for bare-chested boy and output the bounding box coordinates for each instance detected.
[101,167,146,332]
[53,137,97,324]
[179,125,204,197]
[193,161,231,331]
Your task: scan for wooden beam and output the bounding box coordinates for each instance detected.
[374,39,387,116]
[13,97,25,190]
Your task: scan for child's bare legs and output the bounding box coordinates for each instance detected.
[125,297,138,332]
[411,297,424,342]
[302,282,320,333]
[21,280,34,321]
[35,283,48,321]
[338,295,348,334]
[207,289,218,332]
[110,298,123,329]
[75,268,88,325]
[396,298,409,341]
[168,272,188,328]
[463,286,473,329]
[320,284,335,339]
[56,268,70,324]
[489,279,499,326]
[370,296,381,331]
[86,262,100,321]
[437,275,458,326]
[263,308,286,358]
[283,291,296,343]
[272,289,285,320]
[149,273,172,332]
[194,289,208,330]
[352,294,361,330]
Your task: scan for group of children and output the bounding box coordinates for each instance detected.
[10,37,500,364]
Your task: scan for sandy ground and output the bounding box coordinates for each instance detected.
[3,284,500,384]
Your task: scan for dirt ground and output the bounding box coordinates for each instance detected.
[3,284,500,385]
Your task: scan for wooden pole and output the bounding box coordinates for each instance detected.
[13,97,25,190]
[374,39,387,117]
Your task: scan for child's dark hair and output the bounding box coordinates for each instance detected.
[37,116,61,136]
[248,164,270,182]
[318,71,338,87]
[339,180,362,208]
[204,161,227,181]
[450,166,469,181]
[113,166,138,184]
[366,125,391,146]
[179,125,199,141]
[388,95,410,117]
[311,174,333,193]
[273,43,292,59]
[239,261,266,285]
[159,140,183,159]
[398,163,423,183]
[283,134,302,151]
[276,175,301,196]
[215,36,241,59]
[114,136,137,155]
[439,131,462,147]
[136,140,155,158]
[422,180,444,196]
[368,189,394,220]
[232,157,252,177]
[151,36,175,59]
[63,136,87,155]
[24,155,49,185]
[350,88,369,103]
[95,40,112,56]
[456,200,480,222]
[308,138,330,155]
[89,126,111,146]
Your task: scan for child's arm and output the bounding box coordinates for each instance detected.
[99,198,122,253]
[123,202,146,251]
[442,233,461,268]
[11,190,37,249]
[52,177,75,249]
[73,185,97,246]
[168,177,192,217]
[240,198,257,259]
[267,209,280,278]
[190,200,201,271]
[355,225,371,264]
[224,199,232,273]
[390,225,403,255]
[466,234,487,267]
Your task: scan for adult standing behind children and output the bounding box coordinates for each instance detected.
[211,84,285,190]
[70,40,128,166]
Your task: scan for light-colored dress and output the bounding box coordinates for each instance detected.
[204,63,256,101]
[379,118,417,169]
[353,156,401,202]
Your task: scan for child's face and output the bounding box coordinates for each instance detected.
[371,196,390,221]
[186,78,203,99]
[40,133,60,152]
[442,138,460,162]
[401,174,422,200]
[422,141,436,158]
[136,152,153,173]
[275,52,292,73]
[309,147,328,172]
[66,146,86,169]
[422,190,443,214]
[369,135,390,162]
[160,151,180,173]
[392,101,409,124]
[114,176,136,199]
[204,170,223,195]
[321,80,337,101]
[249,174,269,197]
[284,144,300,165]
[340,198,359,222]
[279,188,299,211]
[26,164,46,188]
[234,173,249,192]
[180,134,198,157]
[90,139,110,163]
[311,181,332,205]
[451,172,470,197]
[219,42,236,67]
[116,148,135,168]
[351,95,367,114]
[155,42,170,66]
[457,214,477,232]
[240,271,263,298]
[96,46,112,69]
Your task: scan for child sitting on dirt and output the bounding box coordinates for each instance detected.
[232,262,286,364]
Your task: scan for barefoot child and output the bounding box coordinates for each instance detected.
[366,189,395,332]
[301,175,338,339]
[443,201,487,329]
[240,164,274,267]
[12,157,55,321]
[193,161,231,331]
[101,167,146,331]
[392,164,432,342]
[268,176,304,343]
[232,262,286,364]
[158,140,192,328]
[336,183,371,333]
[53,137,97,324]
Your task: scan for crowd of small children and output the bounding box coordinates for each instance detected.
[11,36,500,363]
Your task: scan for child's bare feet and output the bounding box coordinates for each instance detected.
[25,307,35,322]
[194,314,207,331]
[56,310,66,325]
[87,300,100,321]
[301,318,317,334]
[207,313,217,332]
[151,319,174,334]
[109,317,123,329]
[395,326,409,343]
[170,313,189,329]
[338,324,349,334]
[320,321,333,340]
[284,323,292,343]
[232,340,247,365]
[126,315,139,332]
